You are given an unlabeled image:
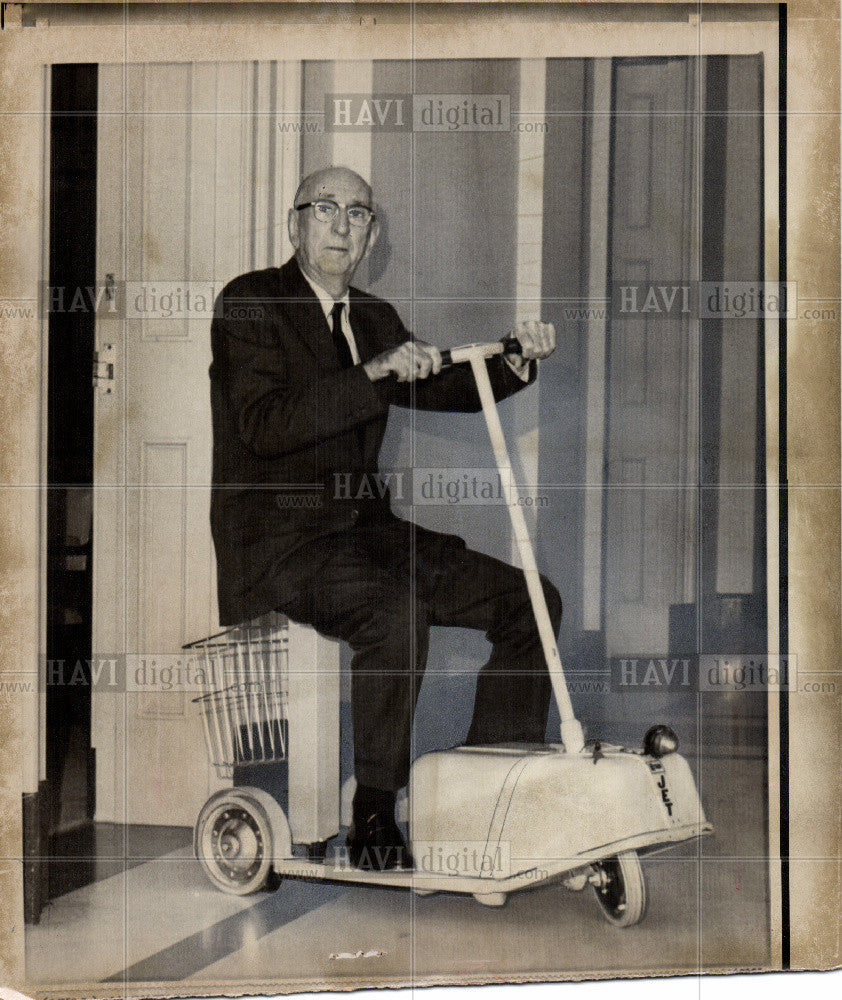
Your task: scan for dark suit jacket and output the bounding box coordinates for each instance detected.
[209,256,535,625]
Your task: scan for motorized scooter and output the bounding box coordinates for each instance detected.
[189,338,711,926]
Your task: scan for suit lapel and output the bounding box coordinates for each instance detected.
[277,257,338,370]
[347,292,380,365]
[347,292,388,463]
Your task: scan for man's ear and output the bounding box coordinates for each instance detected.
[361,218,381,261]
[287,207,300,249]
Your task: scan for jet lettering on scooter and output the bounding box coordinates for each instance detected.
[656,774,675,816]
[647,761,675,817]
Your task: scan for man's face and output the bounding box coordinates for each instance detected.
[288,168,379,290]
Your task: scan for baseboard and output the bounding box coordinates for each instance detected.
[22,780,49,924]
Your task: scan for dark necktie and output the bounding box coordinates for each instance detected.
[329,301,353,369]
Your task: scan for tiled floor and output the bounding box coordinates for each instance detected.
[25,751,773,992]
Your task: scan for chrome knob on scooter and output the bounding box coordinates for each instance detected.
[643,724,679,757]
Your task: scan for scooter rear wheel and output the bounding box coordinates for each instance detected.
[196,790,274,895]
[589,850,646,927]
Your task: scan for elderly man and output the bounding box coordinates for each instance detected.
[210,166,561,871]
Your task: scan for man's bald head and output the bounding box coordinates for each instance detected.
[293,167,373,210]
[288,166,379,298]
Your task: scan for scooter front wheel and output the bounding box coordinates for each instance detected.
[589,850,646,927]
[196,789,274,895]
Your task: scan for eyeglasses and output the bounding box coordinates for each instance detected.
[295,199,375,228]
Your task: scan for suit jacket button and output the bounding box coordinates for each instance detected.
[351,509,359,519]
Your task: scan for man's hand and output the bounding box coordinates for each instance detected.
[364,340,443,382]
[504,320,556,375]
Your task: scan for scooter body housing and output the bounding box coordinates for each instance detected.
[408,743,711,884]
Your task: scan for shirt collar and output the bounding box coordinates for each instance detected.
[298,267,350,321]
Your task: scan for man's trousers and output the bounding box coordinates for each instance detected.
[278,516,562,791]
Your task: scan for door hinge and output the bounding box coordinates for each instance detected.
[93,344,116,394]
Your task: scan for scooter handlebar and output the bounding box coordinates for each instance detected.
[440,336,522,368]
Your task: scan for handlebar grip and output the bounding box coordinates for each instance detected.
[501,335,523,356]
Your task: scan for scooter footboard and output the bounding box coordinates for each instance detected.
[408,745,711,882]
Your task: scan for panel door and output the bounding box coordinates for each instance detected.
[603,58,700,656]
[92,61,301,825]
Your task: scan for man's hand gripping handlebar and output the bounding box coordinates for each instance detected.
[363,320,555,383]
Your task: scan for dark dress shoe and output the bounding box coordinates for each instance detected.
[346,811,414,871]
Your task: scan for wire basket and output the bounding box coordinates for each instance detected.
[184,613,289,779]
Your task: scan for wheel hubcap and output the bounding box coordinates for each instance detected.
[592,859,626,914]
[210,807,263,883]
